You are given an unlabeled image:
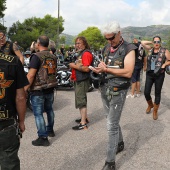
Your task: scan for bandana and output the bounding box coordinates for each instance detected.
[110,39,124,53]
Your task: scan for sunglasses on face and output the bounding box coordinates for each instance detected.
[105,33,117,41]
[153,41,161,44]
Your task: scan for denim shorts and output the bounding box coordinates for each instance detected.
[131,67,142,83]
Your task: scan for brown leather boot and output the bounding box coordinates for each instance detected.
[153,103,159,120]
[146,99,154,114]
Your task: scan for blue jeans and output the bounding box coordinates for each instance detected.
[31,93,55,137]
[101,86,128,162]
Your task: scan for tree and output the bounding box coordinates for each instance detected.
[0,0,7,30]
[59,35,66,44]
[8,14,64,50]
[78,26,105,51]
[0,0,6,18]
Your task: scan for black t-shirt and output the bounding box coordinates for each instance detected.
[134,42,146,68]
[0,55,29,117]
[29,54,55,96]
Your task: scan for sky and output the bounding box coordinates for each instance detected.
[3,0,170,35]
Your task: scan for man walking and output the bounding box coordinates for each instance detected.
[91,21,137,170]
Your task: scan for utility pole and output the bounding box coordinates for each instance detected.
[57,0,60,48]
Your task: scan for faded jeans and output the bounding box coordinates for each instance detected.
[101,86,128,162]
[31,92,55,137]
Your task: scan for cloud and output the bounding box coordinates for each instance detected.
[3,0,170,35]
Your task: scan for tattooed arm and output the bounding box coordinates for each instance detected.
[13,43,24,64]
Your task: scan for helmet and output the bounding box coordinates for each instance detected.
[90,71,105,89]
[165,65,170,75]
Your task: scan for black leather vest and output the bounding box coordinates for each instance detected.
[147,47,166,75]
[102,41,137,89]
[75,49,92,82]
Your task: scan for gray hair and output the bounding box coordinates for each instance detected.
[100,21,120,35]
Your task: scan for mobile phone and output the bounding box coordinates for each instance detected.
[107,65,120,68]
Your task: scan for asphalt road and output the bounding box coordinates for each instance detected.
[19,73,170,170]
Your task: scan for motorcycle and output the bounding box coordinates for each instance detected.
[23,52,33,111]
[56,62,74,88]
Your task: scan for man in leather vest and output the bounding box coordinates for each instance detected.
[69,36,93,130]
[0,49,29,169]
[0,30,24,64]
[91,21,137,170]
[24,35,57,146]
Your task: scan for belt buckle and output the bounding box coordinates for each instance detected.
[0,110,9,120]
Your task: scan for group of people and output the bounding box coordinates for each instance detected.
[0,19,170,170]
[69,22,170,170]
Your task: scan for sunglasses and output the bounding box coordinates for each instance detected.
[153,41,161,44]
[105,33,117,41]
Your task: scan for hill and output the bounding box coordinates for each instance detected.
[61,25,170,45]
[60,33,75,45]
[121,25,170,42]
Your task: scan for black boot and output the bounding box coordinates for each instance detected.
[102,162,115,170]
[116,141,124,154]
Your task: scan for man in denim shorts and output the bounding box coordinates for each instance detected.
[126,38,147,98]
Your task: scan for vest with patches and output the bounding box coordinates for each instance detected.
[147,47,166,75]
[30,51,57,91]
[102,41,137,89]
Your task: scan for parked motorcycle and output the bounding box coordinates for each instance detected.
[56,62,74,88]
[23,51,33,111]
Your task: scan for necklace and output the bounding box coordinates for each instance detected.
[110,39,124,53]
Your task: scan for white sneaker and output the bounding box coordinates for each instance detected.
[126,94,135,98]
[136,94,140,98]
